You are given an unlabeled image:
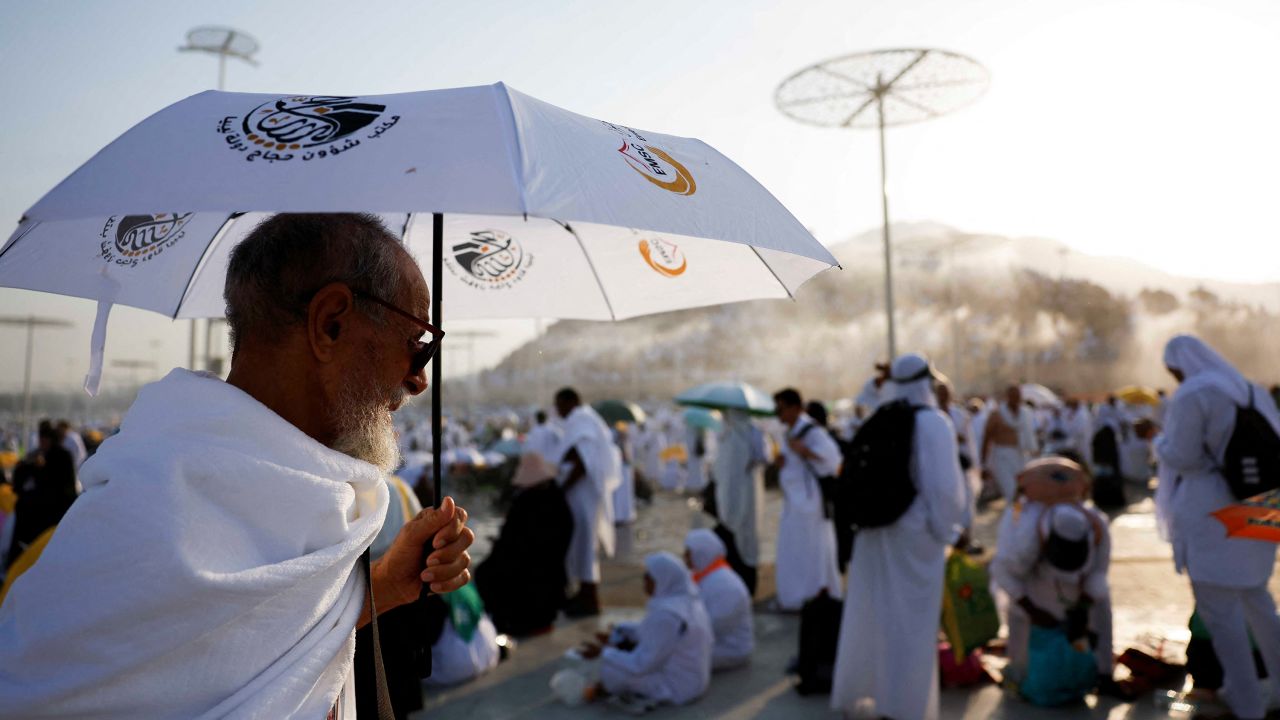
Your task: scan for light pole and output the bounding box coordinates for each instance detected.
[0,315,73,451]
[178,27,259,372]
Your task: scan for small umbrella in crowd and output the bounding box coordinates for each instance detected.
[1019,383,1061,408]
[675,381,775,417]
[682,407,723,432]
[1115,386,1161,407]
[0,84,837,502]
[1213,488,1280,543]
[591,400,646,427]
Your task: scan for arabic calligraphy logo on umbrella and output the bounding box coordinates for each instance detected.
[639,237,687,277]
[217,95,400,164]
[601,121,697,196]
[98,213,193,267]
[444,230,534,290]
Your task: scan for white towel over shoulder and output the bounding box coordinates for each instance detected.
[0,369,388,719]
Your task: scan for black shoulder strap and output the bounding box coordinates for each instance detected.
[362,550,395,720]
[795,422,817,440]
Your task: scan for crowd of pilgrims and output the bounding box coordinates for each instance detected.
[2,333,1280,719]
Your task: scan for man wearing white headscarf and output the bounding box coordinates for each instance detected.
[771,387,843,611]
[991,502,1114,685]
[831,353,968,720]
[553,388,623,617]
[685,529,754,670]
[713,409,767,593]
[593,552,713,706]
[982,385,1039,501]
[1155,334,1280,720]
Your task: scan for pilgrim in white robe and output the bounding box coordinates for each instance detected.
[600,553,713,705]
[611,432,637,524]
[525,419,563,465]
[0,369,388,719]
[713,410,766,570]
[832,354,968,720]
[991,503,1114,681]
[425,585,501,687]
[557,405,622,585]
[774,413,843,610]
[685,425,713,493]
[686,529,754,670]
[1156,335,1280,720]
[985,403,1038,501]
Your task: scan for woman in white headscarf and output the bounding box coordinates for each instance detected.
[831,353,968,720]
[591,552,713,706]
[685,529,754,670]
[1155,334,1280,720]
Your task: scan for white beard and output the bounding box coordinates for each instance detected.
[331,373,406,474]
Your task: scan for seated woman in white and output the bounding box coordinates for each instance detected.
[684,529,754,670]
[584,552,713,706]
[424,583,501,687]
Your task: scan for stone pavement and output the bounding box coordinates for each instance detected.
[415,484,1280,719]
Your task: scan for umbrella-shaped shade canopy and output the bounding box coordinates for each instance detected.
[1212,488,1280,543]
[1115,386,1161,406]
[487,438,523,458]
[1020,383,1061,408]
[683,407,723,432]
[675,381,775,417]
[592,400,646,426]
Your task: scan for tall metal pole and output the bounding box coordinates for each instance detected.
[877,92,897,361]
[431,213,444,507]
[22,318,34,450]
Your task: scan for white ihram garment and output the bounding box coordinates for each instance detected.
[1156,335,1280,719]
[713,410,766,568]
[524,422,563,465]
[686,529,754,669]
[556,405,622,584]
[0,369,387,719]
[601,554,713,705]
[986,405,1037,501]
[612,440,636,524]
[774,414,842,610]
[832,355,967,720]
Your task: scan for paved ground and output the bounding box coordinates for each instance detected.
[414,482,1280,719]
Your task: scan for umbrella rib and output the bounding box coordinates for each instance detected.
[494,84,531,214]
[749,246,795,300]
[173,213,240,319]
[0,220,40,263]
[559,220,618,320]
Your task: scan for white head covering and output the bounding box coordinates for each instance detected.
[645,552,699,623]
[888,353,939,408]
[511,451,558,488]
[1047,503,1090,542]
[684,529,726,574]
[1163,334,1251,406]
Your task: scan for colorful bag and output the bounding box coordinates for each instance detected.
[1021,626,1097,706]
[940,551,999,662]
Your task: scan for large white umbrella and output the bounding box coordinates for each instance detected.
[675,380,775,416]
[0,83,839,501]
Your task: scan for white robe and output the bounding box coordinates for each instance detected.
[0,369,387,719]
[774,415,843,610]
[424,615,501,687]
[713,411,765,567]
[524,422,562,465]
[556,405,622,584]
[612,442,636,524]
[832,374,967,720]
[990,503,1114,678]
[601,554,713,705]
[985,404,1037,501]
[695,567,754,670]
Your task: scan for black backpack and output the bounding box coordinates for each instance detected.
[1219,386,1280,500]
[838,399,921,530]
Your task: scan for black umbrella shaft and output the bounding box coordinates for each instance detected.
[431,212,444,509]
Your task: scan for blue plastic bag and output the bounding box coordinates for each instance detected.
[1020,626,1096,706]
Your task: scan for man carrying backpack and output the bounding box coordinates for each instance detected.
[830,353,968,720]
[771,388,843,611]
[1155,335,1280,720]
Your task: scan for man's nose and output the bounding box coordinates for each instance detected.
[404,364,429,396]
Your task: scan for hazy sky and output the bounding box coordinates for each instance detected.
[2,0,1278,393]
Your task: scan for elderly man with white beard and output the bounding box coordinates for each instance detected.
[0,213,474,719]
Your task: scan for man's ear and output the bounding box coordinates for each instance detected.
[307,282,356,362]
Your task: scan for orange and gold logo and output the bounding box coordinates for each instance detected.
[602,121,697,196]
[639,237,687,277]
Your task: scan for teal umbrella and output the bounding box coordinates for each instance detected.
[683,407,723,432]
[592,399,647,426]
[675,381,774,417]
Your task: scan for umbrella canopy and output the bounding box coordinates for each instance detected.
[1020,383,1061,408]
[2,83,838,502]
[682,407,723,432]
[1212,488,1280,543]
[675,381,775,417]
[1115,386,1161,406]
[487,437,523,458]
[592,399,646,426]
[442,447,487,468]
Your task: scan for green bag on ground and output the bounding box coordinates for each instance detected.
[940,551,1000,663]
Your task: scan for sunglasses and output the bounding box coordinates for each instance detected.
[352,290,445,374]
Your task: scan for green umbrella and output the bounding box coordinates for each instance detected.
[592,400,647,426]
[675,381,774,416]
[683,406,723,432]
